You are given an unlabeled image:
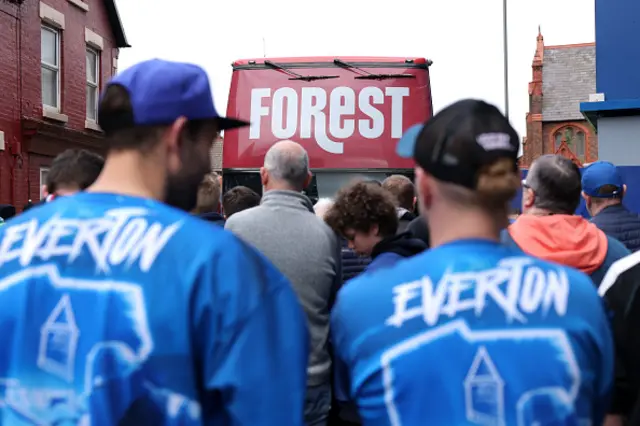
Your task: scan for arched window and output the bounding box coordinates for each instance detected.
[553,126,587,162]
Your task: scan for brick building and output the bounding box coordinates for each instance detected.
[210,135,223,172]
[520,30,597,168]
[0,0,128,209]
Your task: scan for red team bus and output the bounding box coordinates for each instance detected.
[223,56,434,200]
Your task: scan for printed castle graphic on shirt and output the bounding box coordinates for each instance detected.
[332,245,612,426]
[39,294,80,383]
[464,346,505,426]
[0,206,202,425]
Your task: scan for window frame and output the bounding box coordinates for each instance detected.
[552,124,589,163]
[574,130,586,162]
[41,25,61,111]
[39,167,50,200]
[85,46,100,122]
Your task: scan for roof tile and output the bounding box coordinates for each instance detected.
[542,45,595,121]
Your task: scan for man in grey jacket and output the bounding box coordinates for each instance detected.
[225,140,342,426]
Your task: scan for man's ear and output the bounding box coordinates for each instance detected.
[259,167,268,186]
[370,223,380,237]
[166,117,188,174]
[414,167,433,210]
[523,188,535,209]
[581,191,588,201]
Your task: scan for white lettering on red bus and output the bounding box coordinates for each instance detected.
[249,86,410,154]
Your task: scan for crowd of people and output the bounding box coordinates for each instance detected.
[1,57,640,426]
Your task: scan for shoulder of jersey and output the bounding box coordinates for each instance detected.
[599,249,640,297]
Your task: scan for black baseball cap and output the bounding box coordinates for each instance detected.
[396,99,519,190]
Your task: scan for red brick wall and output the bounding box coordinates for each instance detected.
[0,2,23,206]
[0,0,119,209]
[21,0,118,126]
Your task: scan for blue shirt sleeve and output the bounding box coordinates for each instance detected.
[191,234,309,426]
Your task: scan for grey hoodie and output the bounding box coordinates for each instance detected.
[225,190,342,387]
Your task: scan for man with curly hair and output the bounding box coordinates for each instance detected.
[325,180,426,273]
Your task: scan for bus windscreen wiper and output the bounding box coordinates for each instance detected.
[264,60,339,81]
[333,59,415,80]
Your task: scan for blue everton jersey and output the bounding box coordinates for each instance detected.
[331,239,614,426]
[0,192,309,426]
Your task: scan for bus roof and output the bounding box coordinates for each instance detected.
[232,56,431,66]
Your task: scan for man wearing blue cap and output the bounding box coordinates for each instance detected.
[583,161,640,252]
[0,59,309,425]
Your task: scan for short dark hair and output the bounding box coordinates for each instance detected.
[325,181,398,238]
[47,149,104,193]
[382,175,415,210]
[223,186,260,218]
[526,154,582,214]
[596,184,624,200]
[98,84,216,152]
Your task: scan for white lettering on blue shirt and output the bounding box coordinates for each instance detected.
[0,207,182,274]
[385,257,569,328]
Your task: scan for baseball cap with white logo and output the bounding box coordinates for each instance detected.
[395,99,519,190]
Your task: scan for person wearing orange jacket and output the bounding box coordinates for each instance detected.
[502,154,629,287]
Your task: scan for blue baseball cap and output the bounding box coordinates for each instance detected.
[99,59,249,133]
[582,161,624,197]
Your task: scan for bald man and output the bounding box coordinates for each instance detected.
[225,140,342,426]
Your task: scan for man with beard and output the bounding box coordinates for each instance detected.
[0,59,309,426]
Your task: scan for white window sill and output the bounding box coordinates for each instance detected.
[68,0,89,11]
[43,106,68,123]
[85,120,102,132]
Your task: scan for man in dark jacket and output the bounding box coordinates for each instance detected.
[193,172,225,225]
[382,175,416,233]
[598,251,640,425]
[582,161,640,252]
[325,180,426,273]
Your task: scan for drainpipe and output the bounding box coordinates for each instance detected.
[12,2,23,209]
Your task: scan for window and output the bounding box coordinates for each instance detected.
[553,126,587,162]
[554,132,562,150]
[41,25,60,110]
[86,47,99,121]
[575,131,586,162]
[40,168,50,200]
